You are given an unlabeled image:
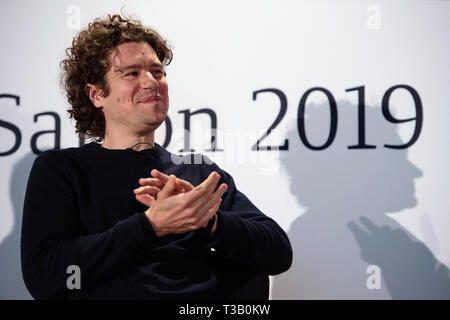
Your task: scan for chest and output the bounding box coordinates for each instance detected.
[74,160,154,233]
[71,158,206,234]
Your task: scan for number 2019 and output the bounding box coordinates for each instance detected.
[252,85,422,151]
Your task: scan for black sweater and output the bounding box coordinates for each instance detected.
[21,142,292,299]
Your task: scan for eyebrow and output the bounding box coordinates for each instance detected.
[116,63,164,74]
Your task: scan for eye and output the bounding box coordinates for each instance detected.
[151,70,165,79]
[125,71,139,77]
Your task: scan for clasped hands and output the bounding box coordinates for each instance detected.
[133,169,228,237]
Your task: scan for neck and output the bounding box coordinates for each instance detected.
[101,129,155,151]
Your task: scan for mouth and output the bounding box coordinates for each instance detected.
[139,95,161,104]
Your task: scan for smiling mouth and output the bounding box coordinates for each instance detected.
[140,95,161,103]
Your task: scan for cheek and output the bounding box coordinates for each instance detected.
[115,85,138,105]
[159,81,169,97]
[112,81,134,96]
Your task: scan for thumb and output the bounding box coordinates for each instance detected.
[158,175,177,200]
[135,194,154,208]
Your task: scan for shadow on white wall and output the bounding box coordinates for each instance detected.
[0,152,35,299]
[271,100,450,299]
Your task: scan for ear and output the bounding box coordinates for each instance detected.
[85,84,104,109]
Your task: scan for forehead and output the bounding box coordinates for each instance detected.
[109,41,161,71]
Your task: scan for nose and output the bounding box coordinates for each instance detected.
[140,71,159,90]
[408,160,423,178]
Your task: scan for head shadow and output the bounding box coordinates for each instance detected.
[271,99,450,299]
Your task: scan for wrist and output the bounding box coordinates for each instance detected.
[145,208,165,237]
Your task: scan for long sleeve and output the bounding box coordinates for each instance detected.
[20,151,158,299]
[202,162,293,276]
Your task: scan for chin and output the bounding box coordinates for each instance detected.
[386,196,418,213]
[146,118,165,130]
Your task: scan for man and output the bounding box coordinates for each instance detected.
[21,14,292,300]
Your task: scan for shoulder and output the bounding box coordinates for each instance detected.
[32,143,94,171]
[35,144,87,160]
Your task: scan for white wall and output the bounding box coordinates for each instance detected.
[0,0,449,299]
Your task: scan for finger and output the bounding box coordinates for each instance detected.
[133,185,160,196]
[138,177,164,189]
[151,169,168,180]
[158,175,177,200]
[196,182,228,210]
[188,171,221,201]
[203,183,228,211]
[213,182,228,198]
[185,173,223,210]
[347,221,371,242]
[193,183,227,225]
[151,169,194,192]
[135,194,155,207]
[359,217,380,236]
[176,178,194,191]
[173,189,185,195]
[199,198,221,227]
[210,199,221,215]
[211,212,218,233]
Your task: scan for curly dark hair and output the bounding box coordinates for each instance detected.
[60,14,173,141]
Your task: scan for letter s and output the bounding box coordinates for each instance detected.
[0,94,21,156]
